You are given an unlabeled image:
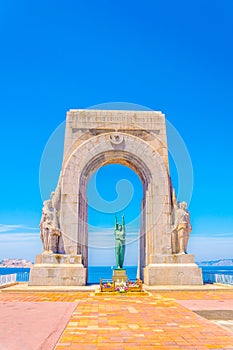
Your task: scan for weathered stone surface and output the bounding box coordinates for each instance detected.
[29,265,86,286]
[29,255,86,286]
[150,254,195,264]
[35,254,83,265]
[144,263,203,285]
[112,269,128,283]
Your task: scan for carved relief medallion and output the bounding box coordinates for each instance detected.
[109,133,124,145]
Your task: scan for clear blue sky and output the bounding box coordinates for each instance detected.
[0,0,233,264]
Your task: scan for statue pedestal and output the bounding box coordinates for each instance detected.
[143,254,203,285]
[29,254,86,286]
[112,268,128,283]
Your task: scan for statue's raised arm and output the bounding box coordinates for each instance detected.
[122,213,125,235]
[114,214,118,228]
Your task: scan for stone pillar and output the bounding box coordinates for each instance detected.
[143,255,203,285]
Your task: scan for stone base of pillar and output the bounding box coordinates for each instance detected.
[143,254,203,285]
[112,268,128,283]
[29,254,86,286]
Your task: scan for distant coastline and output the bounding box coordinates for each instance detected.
[0,258,33,268]
[198,259,233,266]
[1,258,233,268]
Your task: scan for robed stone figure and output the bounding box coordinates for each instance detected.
[172,202,192,254]
[114,214,125,268]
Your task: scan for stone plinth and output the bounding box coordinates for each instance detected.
[112,268,128,283]
[34,254,82,265]
[29,254,86,286]
[150,254,196,264]
[143,254,203,285]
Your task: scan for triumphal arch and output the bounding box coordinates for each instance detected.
[29,109,203,286]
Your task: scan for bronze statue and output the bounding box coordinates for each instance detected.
[114,214,126,268]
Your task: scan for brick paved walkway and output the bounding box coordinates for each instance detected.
[1,290,233,349]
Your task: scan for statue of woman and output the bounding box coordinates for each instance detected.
[114,214,126,268]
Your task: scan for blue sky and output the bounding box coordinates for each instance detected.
[0,1,233,264]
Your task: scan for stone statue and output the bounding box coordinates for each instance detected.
[40,198,61,254]
[114,214,126,268]
[171,201,192,254]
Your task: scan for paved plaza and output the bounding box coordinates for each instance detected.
[1,285,233,349]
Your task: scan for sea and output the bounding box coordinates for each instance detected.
[1,265,233,284]
[0,267,31,282]
[199,265,233,275]
[199,265,233,282]
[87,266,138,283]
[0,266,138,283]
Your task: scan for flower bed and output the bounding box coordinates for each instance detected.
[100,278,143,293]
[100,279,115,292]
[114,281,128,293]
[127,279,143,292]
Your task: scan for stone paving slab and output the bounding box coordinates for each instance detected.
[151,290,233,300]
[195,311,233,320]
[0,301,78,350]
[54,292,233,349]
[0,282,99,292]
[0,290,233,349]
[2,282,233,293]
[176,298,233,337]
[177,300,233,310]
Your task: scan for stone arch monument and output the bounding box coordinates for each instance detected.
[29,109,203,286]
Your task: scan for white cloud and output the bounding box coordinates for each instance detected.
[0,231,41,262]
[88,239,138,266]
[1,222,232,265]
[192,231,233,238]
[0,224,38,233]
[189,235,233,262]
[0,224,24,233]
[88,229,139,249]
[0,232,39,243]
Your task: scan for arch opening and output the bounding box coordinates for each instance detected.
[75,148,156,282]
[73,144,170,283]
[87,163,143,283]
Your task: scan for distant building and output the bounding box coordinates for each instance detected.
[0,258,33,267]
